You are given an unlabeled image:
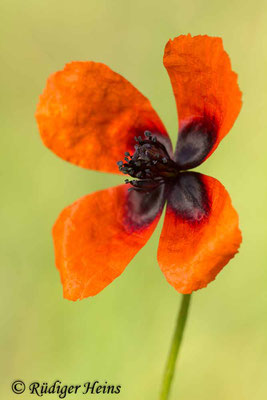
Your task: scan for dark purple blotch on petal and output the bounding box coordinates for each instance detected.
[175,116,218,170]
[124,184,166,230]
[167,172,210,223]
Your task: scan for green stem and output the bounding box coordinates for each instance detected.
[159,294,192,400]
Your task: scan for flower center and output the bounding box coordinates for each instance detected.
[117,131,179,191]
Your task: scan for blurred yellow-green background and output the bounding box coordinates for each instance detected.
[1,0,267,399]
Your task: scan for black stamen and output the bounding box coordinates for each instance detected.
[117,131,179,191]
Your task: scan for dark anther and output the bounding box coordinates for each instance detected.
[117,131,180,191]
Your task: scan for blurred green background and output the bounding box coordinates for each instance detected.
[1,0,266,399]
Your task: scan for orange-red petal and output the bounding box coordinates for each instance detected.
[36,62,171,174]
[53,185,164,300]
[157,172,241,293]
[163,34,242,166]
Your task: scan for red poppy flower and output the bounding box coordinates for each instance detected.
[36,34,242,301]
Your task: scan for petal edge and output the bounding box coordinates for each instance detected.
[164,34,242,165]
[53,185,164,300]
[36,62,171,174]
[157,173,242,293]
